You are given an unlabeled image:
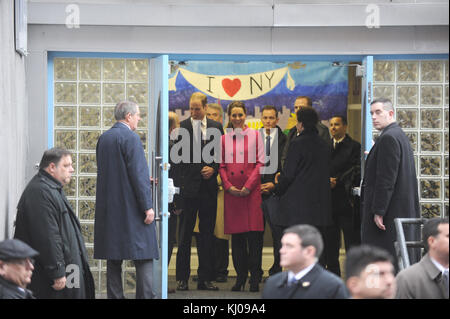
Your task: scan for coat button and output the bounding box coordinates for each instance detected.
[240,170,244,174]
[231,172,234,175]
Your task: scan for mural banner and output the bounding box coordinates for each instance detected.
[169,66,295,100]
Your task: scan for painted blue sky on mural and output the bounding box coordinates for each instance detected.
[169,61,348,120]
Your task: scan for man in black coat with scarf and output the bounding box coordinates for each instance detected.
[273,107,332,268]
[361,98,420,271]
[327,115,361,276]
[14,148,95,299]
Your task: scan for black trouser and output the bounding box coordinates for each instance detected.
[261,202,283,276]
[167,207,179,266]
[231,231,264,284]
[176,193,217,282]
[325,214,361,276]
[213,237,229,278]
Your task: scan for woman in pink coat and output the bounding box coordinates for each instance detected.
[219,101,265,292]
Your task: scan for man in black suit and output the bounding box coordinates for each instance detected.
[175,92,224,291]
[361,98,420,271]
[326,115,361,276]
[262,224,349,299]
[259,105,287,279]
[281,96,331,169]
[273,107,332,268]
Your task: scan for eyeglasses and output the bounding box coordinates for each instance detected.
[5,258,35,266]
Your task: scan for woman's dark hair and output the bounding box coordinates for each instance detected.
[226,101,247,129]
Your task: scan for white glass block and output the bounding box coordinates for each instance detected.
[374,61,394,82]
[103,59,125,81]
[80,59,101,81]
[103,83,125,104]
[126,83,148,104]
[55,82,77,104]
[373,85,394,102]
[80,106,101,127]
[79,83,101,104]
[397,61,418,82]
[421,85,443,106]
[79,130,101,150]
[397,86,418,106]
[421,61,443,82]
[126,59,149,82]
[54,58,77,80]
[55,106,77,127]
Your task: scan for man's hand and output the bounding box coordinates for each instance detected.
[150,177,158,185]
[173,209,182,216]
[144,208,155,224]
[261,182,275,195]
[240,187,250,197]
[330,177,337,189]
[200,166,214,180]
[274,172,281,184]
[52,277,66,291]
[374,214,386,230]
[228,186,241,197]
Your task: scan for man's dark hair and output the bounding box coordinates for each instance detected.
[370,98,394,112]
[283,224,323,258]
[422,217,449,252]
[345,245,394,280]
[296,106,319,130]
[39,148,71,169]
[295,96,312,107]
[261,105,278,118]
[331,115,348,126]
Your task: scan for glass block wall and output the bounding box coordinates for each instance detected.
[373,60,449,219]
[53,57,150,295]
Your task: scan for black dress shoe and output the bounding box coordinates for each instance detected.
[215,275,228,283]
[197,281,219,291]
[249,282,259,292]
[177,280,189,291]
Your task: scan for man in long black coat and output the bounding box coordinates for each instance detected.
[14,148,95,299]
[95,101,159,299]
[273,107,332,267]
[327,115,361,276]
[361,98,420,271]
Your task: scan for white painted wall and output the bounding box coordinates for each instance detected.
[0,0,28,240]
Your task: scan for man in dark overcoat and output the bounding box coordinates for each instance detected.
[361,98,420,271]
[326,115,361,276]
[14,148,95,299]
[94,101,159,299]
[273,107,332,268]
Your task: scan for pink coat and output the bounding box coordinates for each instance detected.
[219,126,264,234]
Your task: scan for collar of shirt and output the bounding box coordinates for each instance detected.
[333,135,346,145]
[288,262,316,283]
[430,256,449,275]
[190,116,207,128]
[118,121,131,130]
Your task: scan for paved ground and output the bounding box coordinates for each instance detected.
[167,276,264,299]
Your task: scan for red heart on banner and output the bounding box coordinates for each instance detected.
[222,78,241,97]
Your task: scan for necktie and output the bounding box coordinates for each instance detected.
[194,121,202,144]
[443,270,449,297]
[266,135,271,157]
[288,276,297,287]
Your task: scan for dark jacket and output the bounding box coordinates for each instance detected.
[273,127,332,227]
[260,126,287,201]
[14,170,95,299]
[330,134,361,223]
[0,276,35,299]
[177,117,224,202]
[169,137,182,212]
[361,122,420,263]
[94,122,159,260]
[281,122,331,169]
[262,263,349,299]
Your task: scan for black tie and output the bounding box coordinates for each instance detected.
[266,135,271,157]
[443,270,449,297]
